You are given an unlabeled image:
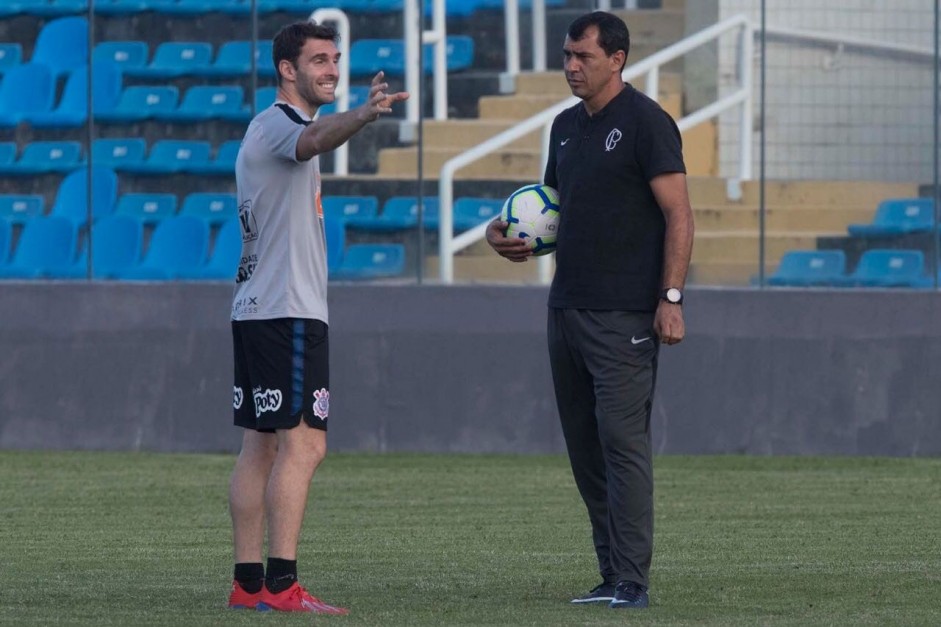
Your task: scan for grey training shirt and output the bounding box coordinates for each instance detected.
[231,102,328,324]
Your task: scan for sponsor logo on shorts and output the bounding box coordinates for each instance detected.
[233,386,244,409]
[253,386,282,418]
[313,388,329,420]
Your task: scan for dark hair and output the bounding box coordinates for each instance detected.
[567,11,630,69]
[272,21,340,84]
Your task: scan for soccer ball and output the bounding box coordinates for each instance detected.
[500,184,560,256]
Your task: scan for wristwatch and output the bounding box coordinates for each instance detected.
[660,287,683,305]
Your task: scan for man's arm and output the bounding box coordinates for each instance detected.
[295,71,408,161]
[650,171,694,345]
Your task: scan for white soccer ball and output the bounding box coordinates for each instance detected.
[500,184,560,256]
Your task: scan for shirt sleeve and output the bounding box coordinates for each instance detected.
[261,111,308,163]
[543,118,559,189]
[635,105,686,181]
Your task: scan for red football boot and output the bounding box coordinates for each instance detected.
[257,582,349,614]
[227,580,262,610]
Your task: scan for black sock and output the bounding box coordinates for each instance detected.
[265,557,298,594]
[234,563,264,594]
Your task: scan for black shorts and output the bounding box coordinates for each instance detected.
[232,318,330,432]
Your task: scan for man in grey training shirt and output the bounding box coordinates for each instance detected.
[226,21,407,614]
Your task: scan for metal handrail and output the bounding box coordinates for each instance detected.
[438,14,754,284]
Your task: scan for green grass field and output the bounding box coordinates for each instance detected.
[1,452,939,626]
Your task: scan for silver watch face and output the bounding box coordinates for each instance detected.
[666,288,682,303]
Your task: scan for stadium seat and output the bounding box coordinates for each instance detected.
[362,196,439,231]
[89,0,148,15]
[150,0,251,15]
[49,167,119,226]
[115,215,210,280]
[114,193,178,224]
[837,249,932,288]
[0,44,22,73]
[125,42,213,79]
[0,0,88,16]
[0,218,9,265]
[96,85,180,123]
[846,198,936,237]
[254,86,278,111]
[0,195,44,224]
[424,35,474,73]
[177,217,242,280]
[322,195,379,227]
[349,36,474,77]
[331,243,405,280]
[0,143,15,167]
[452,197,503,232]
[188,140,240,176]
[93,41,149,74]
[0,216,77,279]
[26,62,123,128]
[31,16,88,78]
[158,85,249,123]
[202,40,273,77]
[324,215,345,275]
[122,140,212,175]
[766,250,847,287]
[56,214,143,279]
[0,63,55,127]
[180,192,237,224]
[0,140,83,175]
[318,85,370,116]
[91,138,148,171]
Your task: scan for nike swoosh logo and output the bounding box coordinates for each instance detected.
[560,138,569,146]
[631,336,651,345]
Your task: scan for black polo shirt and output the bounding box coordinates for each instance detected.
[544,83,685,312]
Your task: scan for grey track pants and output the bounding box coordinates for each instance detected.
[547,307,658,588]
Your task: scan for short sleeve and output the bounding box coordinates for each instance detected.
[543,118,560,189]
[635,107,686,181]
[261,108,308,163]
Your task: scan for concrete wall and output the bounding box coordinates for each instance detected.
[2,283,940,456]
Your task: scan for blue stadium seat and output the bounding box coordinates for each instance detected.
[0,140,83,175]
[254,86,278,111]
[122,140,212,175]
[150,0,250,15]
[0,216,77,279]
[0,143,15,167]
[452,197,503,231]
[202,40,273,76]
[837,249,932,288]
[177,217,242,281]
[115,215,210,280]
[96,85,180,123]
[93,41,149,74]
[0,195,44,224]
[322,195,379,226]
[0,63,55,128]
[158,85,249,122]
[179,192,237,224]
[0,218,9,265]
[424,36,474,73]
[114,193,178,224]
[324,215,345,275]
[0,0,87,16]
[766,250,847,287]
[91,138,148,171]
[846,198,936,237]
[0,44,22,73]
[31,16,88,78]
[93,0,149,15]
[188,140,240,176]
[349,36,474,77]
[318,85,370,116]
[366,196,439,231]
[125,42,213,79]
[331,243,405,280]
[56,214,143,279]
[49,167,119,227]
[26,62,123,129]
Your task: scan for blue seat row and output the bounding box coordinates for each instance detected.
[847,198,936,238]
[0,140,240,175]
[0,213,406,281]
[323,196,502,232]
[349,36,475,77]
[767,249,935,288]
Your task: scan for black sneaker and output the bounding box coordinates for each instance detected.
[609,580,649,609]
[570,582,616,604]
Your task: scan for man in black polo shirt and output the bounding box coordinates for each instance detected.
[486,11,694,610]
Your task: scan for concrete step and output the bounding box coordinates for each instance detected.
[378,146,544,179]
[691,232,826,264]
[478,91,682,121]
[514,71,683,99]
[688,261,758,286]
[737,180,921,208]
[424,254,550,284]
[420,120,542,150]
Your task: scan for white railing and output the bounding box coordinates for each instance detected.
[401,0,448,140]
[310,8,351,175]
[438,14,754,284]
[501,0,547,92]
